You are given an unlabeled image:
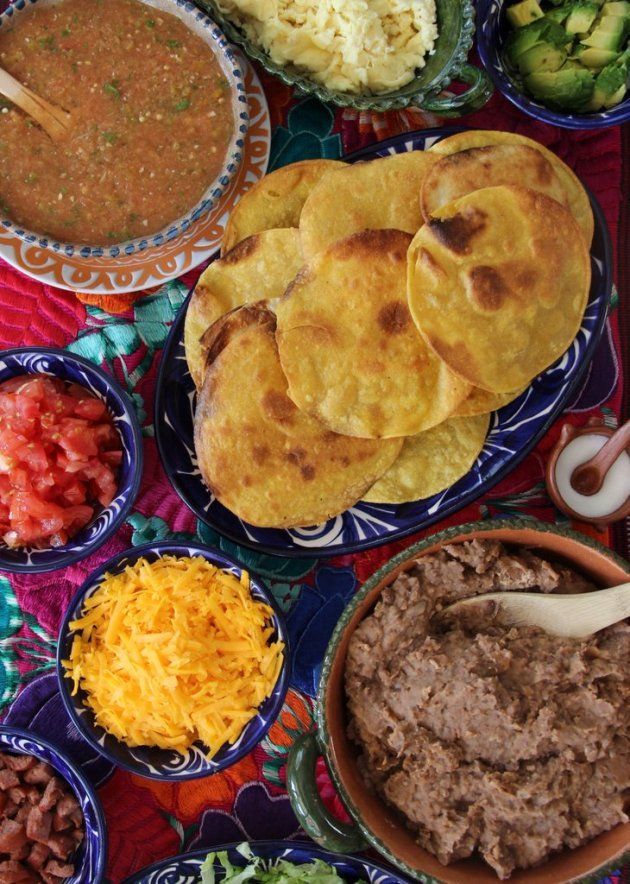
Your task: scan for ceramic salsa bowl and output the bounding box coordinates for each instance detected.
[198,0,493,115]
[57,541,290,781]
[287,519,630,883]
[0,0,249,260]
[477,0,630,128]
[0,348,142,574]
[0,725,107,883]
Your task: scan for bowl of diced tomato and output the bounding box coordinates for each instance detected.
[0,348,142,573]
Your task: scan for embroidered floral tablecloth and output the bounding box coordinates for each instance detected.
[0,58,628,884]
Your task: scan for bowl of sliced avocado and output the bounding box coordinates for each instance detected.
[477,0,630,126]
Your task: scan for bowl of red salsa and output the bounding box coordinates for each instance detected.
[0,348,142,573]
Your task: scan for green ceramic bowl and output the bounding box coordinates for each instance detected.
[287,518,630,883]
[195,0,493,115]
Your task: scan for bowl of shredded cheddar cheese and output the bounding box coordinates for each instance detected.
[197,0,493,114]
[57,542,289,780]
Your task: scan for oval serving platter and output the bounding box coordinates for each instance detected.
[154,127,612,558]
[122,840,410,883]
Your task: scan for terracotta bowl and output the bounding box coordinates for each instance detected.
[287,518,630,883]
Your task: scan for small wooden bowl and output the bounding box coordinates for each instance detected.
[288,519,630,883]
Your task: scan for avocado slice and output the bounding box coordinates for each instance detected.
[517,42,568,73]
[545,4,573,21]
[507,0,544,26]
[504,18,570,67]
[524,66,595,107]
[601,1,630,17]
[586,55,630,106]
[581,16,626,49]
[576,45,621,65]
[565,2,599,33]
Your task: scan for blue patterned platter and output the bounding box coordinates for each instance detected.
[122,840,410,883]
[154,127,611,558]
[0,726,107,884]
[0,348,143,573]
[56,542,290,781]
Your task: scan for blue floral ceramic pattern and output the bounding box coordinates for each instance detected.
[56,542,290,781]
[0,0,249,257]
[476,0,630,128]
[123,840,410,883]
[154,127,612,558]
[0,348,143,573]
[0,726,107,884]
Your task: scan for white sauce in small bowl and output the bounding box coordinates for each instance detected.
[554,434,630,520]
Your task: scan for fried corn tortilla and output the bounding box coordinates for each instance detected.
[193,303,402,528]
[275,229,470,439]
[221,159,343,254]
[184,228,303,389]
[407,185,591,393]
[299,151,438,259]
[363,414,490,504]
[421,144,571,221]
[429,130,594,246]
[454,385,526,417]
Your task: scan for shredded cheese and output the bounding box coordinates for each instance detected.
[62,556,285,757]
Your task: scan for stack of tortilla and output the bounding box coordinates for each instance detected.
[185,133,593,528]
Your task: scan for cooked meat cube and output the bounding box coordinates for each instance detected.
[70,828,83,844]
[13,807,30,825]
[43,859,74,878]
[43,833,74,861]
[9,841,30,862]
[23,789,39,808]
[25,841,50,872]
[0,792,7,814]
[0,819,27,852]
[0,756,36,774]
[3,801,18,819]
[22,763,53,786]
[7,787,26,806]
[25,807,51,844]
[51,812,71,834]
[67,809,82,830]
[0,770,19,791]
[37,779,64,814]
[0,859,37,883]
[53,796,78,819]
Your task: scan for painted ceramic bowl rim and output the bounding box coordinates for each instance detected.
[0,724,108,884]
[56,540,291,781]
[476,0,630,129]
[315,517,630,883]
[0,346,143,574]
[121,839,411,883]
[0,0,249,258]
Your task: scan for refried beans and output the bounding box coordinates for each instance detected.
[345,540,630,880]
[0,0,234,245]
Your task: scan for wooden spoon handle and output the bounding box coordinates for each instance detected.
[570,420,630,496]
[0,67,70,140]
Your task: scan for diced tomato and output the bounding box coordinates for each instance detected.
[0,374,122,549]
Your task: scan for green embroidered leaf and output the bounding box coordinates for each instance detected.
[197,523,316,581]
[0,577,22,640]
[66,334,108,365]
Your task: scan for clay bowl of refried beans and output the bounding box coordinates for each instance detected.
[0,0,246,255]
[290,520,630,883]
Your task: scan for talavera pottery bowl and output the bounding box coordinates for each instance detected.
[197,0,493,115]
[0,0,248,261]
[122,840,411,883]
[0,726,107,884]
[287,518,630,883]
[57,541,290,781]
[0,348,142,574]
[477,0,630,129]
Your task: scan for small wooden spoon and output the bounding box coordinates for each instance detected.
[570,420,630,496]
[0,67,71,141]
[443,582,630,638]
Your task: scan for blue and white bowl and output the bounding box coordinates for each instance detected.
[122,841,410,883]
[0,348,142,573]
[0,0,249,259]
[57,542,290,781]
[0,726,107,884]
[477,0,630,128]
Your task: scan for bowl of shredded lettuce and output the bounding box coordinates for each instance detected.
[122,840,409,883]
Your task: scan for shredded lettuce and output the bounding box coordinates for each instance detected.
[199,843,346,883]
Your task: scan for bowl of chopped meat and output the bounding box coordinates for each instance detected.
[0,726,106,884]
